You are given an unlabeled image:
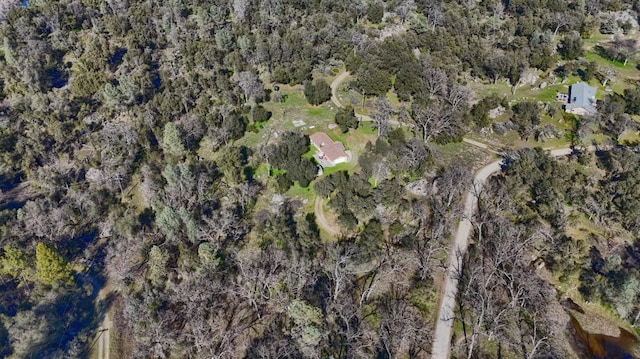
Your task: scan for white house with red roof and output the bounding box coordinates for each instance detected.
[309,132,350,167]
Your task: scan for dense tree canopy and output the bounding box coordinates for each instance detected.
[0,0,639,357]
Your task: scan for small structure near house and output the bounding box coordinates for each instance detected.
[309,132,350,167]
[564,82,597,115]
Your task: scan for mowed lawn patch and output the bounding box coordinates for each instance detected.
[584,50,640,94]
[263,86,337,130]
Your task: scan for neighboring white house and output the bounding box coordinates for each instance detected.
[309,132,349,167]
[565,82,597,116]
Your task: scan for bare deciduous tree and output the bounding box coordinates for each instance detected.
[232,71,265,103]
[423,67,448,98]
[372,96,392,137]
[411,102,458,143]
[396,0,416,24]
[548,12,574,39]
[424,3,444,30]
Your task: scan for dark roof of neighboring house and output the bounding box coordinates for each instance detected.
[566,82,597,114]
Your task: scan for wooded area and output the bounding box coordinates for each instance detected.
[0,0,639,357]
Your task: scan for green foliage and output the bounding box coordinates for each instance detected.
[354,64,392,97]
[358,219,383,258]
[303,79,332,105]
[511,101,541,139]
[288,299,322,326]
[313,176,336,198]
[287,299,324,355]
[156,206,181,243]
[504,148,577,226]
[286,158,318,187]
[162,122,186,157]
[367,3,384,23]
[148,245,169,287]
[251,105,272,123]
[394,59,422,101]
[582,61,598,81]
[2,0,638,357]
[296,213,320,257]
[268,132,316,188]
[623,86,640,115]
[222,111,248,140]
[218,146,245,184]
[35,243,73,288]
[334,105,359,133]
[178,208,198,244]
[559,35,584,60]
[0,245,32,282]
[471,95,506,128]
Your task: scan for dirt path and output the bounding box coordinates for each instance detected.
[430,145,603,359]
[330,71,375,123]
[97,312,111,359]
[331,71,350,109]
[94,285,112,359]
[314,197,340,236]
[462,138,500,154]
[430,158,502,359]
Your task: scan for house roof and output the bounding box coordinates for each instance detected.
[309,132,348,161]
[322,143,348,161]
[566,82,597,114]
[309,132,333,148]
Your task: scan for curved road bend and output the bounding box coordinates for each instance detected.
[314,197,340,236]
[431,146,596,359]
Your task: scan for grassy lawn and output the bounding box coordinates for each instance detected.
[226,85,379,210]
[468,73,584,104]
[584,50,639,93]
[431,140,489,170]
[582,32,612,50]
[286,183,315,211]
[618,129,640,144]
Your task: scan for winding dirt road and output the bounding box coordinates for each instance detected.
[430,158,502,359]
[314,197,340,236]
[430,146,599,359]
[330,71,374,123]
[329,71,610,358]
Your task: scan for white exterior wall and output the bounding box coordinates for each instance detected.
[331,156,349,165]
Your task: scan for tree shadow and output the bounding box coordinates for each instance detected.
[19,242,113,358]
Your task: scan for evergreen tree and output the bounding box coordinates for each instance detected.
[162,122,186,157]
[303,79,331,105]
[334,105,359,133]
[35,243,72,288]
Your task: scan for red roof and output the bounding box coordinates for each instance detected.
[309,132,347,161]
[309,132,333,148]
[322,142,347,161]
